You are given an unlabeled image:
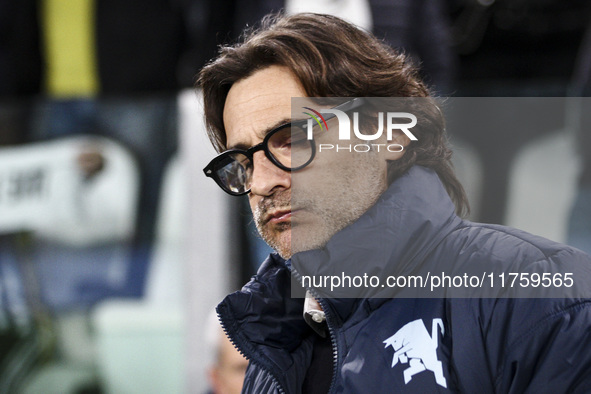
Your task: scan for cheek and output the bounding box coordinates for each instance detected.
[248,194,260,213]
[293,152,347,192]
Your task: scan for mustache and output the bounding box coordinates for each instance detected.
[255,192,291,224]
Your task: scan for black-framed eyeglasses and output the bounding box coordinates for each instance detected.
[203,98,364,196]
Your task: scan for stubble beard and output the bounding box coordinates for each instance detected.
[252,157,386,260]
[253,192,292,259]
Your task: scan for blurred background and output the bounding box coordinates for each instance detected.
[0,0,590,393]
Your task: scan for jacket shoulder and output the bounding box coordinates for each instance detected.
[449,221,586,260]
[441,221,591,271]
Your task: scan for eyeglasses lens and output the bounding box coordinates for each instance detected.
[215,152,252,194]
[268,124,312,169]
[213,124,313,194]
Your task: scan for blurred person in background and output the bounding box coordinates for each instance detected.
[205,313,248,394]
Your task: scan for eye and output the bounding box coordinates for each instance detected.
[290,126,309,147]
[268,127,293,151]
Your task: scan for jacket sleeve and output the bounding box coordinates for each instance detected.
[494,300,591,393]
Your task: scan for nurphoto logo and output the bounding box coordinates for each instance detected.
[303,101,418,153]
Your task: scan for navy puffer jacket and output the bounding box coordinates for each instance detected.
[217,166,591,393]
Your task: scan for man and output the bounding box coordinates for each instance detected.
[199,13,591,393]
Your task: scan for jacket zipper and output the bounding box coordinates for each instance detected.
[316,296,339,393]
[217,306,287,394]
[291,267,339,394]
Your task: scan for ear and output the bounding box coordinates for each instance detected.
[379,130,411,161]
[208,367,222,393]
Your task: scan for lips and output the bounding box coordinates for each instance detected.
[265,209,292,224]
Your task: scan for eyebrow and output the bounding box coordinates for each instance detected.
[227,117,292,150]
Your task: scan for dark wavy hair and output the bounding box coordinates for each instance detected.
[198,12,469,216]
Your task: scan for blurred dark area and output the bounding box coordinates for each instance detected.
[449,0,591,93]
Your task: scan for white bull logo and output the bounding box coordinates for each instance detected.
[383,318,447,388]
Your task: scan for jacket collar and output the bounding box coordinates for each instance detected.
[291,165,462,321]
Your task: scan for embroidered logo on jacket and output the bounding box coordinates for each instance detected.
[383,319,447,388]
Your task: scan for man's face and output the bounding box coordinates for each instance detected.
[223,65,399,258]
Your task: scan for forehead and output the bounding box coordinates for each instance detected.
[223,65,307,148]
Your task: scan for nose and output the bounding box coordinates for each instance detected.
[249,150,291,196]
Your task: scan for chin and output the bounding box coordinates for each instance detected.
[292,231,331,256]
[267,231,292,260]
